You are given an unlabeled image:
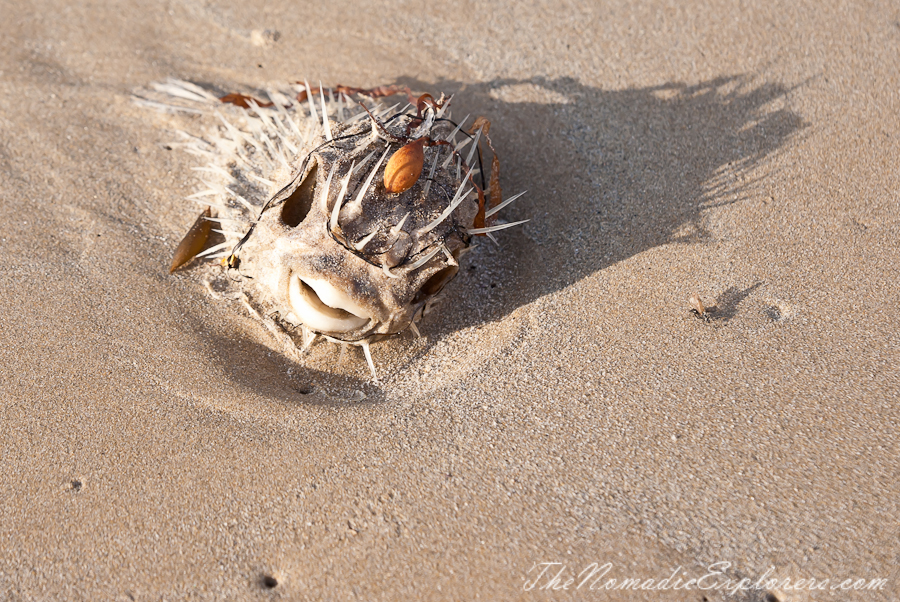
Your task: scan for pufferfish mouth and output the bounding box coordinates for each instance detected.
[288,274,371,334]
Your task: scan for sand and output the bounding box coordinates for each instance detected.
[1,0,898,600]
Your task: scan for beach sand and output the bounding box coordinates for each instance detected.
[1,0,898,599]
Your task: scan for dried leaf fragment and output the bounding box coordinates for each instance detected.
[170,207,213,273]
[469,116,503,231]
[296,84,417,105]
[488,154,502,219]
[220,93,274,109]
[473,186,488,230]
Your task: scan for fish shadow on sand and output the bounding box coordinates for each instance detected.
[394,75,807,341]
[202,328,382,406]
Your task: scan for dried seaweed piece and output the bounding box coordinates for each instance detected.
[296,84,417,105]
[468,116,503,231]
[220,93,274,109]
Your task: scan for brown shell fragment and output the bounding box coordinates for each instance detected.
[384,139,425,194]
[170,207,213,273]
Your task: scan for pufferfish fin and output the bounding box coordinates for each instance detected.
[170,207,213,273]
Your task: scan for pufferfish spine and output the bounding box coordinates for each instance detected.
[134,79,527,379]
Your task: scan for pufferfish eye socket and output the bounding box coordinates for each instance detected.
[414,264,459,304]
[288,274,370,334]
[281,162,318,228]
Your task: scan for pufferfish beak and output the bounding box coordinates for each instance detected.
[288,274,371,334]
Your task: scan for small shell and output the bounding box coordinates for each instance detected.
[383,139,425,194]
[689,293,705,316]
[689,293,712,322]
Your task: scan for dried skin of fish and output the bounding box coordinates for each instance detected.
[135,80,528,377]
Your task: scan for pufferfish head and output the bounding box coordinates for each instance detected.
[236,104,479,343]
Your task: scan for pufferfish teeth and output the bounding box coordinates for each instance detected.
[288,274,370,333]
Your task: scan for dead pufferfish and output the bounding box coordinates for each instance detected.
[134,79,527,379]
